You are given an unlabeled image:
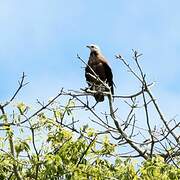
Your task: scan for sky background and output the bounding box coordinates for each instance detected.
[0,0,180,122]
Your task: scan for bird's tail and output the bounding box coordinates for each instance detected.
[94,92,104,102]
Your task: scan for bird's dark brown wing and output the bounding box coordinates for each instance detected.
[102,63,114,95]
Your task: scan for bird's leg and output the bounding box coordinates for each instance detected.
[97,84,105,93]
[91,83,96,91]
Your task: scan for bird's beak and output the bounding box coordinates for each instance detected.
[86,45,91,49]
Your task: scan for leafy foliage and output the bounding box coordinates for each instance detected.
[0,100,179,179]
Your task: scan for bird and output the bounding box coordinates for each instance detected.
[85,44,114,102]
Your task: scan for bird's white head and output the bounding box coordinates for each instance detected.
[86,44,101,52]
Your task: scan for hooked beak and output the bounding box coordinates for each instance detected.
[86,45,91,49]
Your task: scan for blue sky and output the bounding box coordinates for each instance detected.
[0,0,180,118]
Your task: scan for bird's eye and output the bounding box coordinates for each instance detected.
[91,45,94,48]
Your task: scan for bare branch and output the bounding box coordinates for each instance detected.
[2,72,28,108]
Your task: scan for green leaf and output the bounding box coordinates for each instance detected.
[17,102,28,115]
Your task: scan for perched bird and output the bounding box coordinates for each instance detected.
[85,44,114,102]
